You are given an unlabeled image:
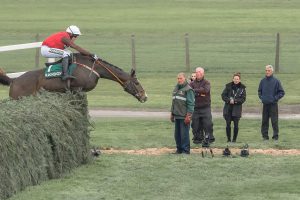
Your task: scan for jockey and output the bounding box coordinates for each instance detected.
[41,25,99,80]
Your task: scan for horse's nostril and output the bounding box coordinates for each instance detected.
[142,96,148,102]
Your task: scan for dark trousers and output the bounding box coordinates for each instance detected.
[192,107,214,141]
[191,118,204,142]
[225,116,240,142]
[261,103,279,139]
[174,119,190,153]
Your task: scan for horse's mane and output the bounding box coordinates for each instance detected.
[74,53,124,73]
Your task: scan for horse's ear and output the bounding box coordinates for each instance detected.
[0,68,6,75]
[130,69,136,77]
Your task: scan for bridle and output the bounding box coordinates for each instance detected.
[73,56,145,99]
[93,59,145,100]
[73,57,124,85]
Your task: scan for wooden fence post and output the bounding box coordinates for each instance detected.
[35,33,40,68]
[275,32,280,73]
[131,34,136,71]
[185,33,190,72]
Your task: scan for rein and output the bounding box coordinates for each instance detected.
[73,61,100,78]
[92,59,141,97]
[94,59,125,86]
[73,56,126,87]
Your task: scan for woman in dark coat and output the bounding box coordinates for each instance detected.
[221,72,246,142]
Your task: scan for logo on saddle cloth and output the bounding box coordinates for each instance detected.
[44,63,77,78]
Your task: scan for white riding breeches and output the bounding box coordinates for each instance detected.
[41,46,71,58]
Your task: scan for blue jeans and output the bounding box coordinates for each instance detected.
[174,119,190,153]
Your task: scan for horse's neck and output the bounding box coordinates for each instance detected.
[95,62,129,84]
[74,54,129,84]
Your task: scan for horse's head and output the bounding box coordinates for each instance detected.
[123,69,147,103]
[77,54,148,103]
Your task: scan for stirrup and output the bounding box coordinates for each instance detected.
[62,75,76,81]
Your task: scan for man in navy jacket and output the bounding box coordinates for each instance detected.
[258,65,285,140]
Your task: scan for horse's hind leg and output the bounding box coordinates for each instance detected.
[9,79,39,100]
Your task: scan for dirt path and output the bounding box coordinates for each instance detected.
[89,110,300,119]
[99,147,300,156]
[91,105,300,156]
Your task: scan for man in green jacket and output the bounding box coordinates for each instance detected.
[170,72,195,154]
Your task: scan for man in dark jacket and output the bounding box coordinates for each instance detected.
[190,67,215,143]
[170,72,195,154]
[221,72,246,142]
[258,65,285,140]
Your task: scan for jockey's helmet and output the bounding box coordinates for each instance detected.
[66,25,82,36]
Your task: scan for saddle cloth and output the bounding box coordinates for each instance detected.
[44,63,77,79]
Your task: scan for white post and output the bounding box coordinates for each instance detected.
[1,41,57,78]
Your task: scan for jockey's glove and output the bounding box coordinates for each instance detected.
[91,54,99,61]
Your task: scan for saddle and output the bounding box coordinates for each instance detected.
[44,57,77,79]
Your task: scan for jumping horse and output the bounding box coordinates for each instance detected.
[0,53,148,102]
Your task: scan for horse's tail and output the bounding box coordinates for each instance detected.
[0,69,12,86]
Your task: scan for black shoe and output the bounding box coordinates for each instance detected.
[272,136,278,140]
[171,151,182,154]
[182,151,190,154]
[227,139,231,143]
[263,137,269,141]
[209,138,215,143]
[232,139,236,143]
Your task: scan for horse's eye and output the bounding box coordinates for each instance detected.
[132,79,139,84]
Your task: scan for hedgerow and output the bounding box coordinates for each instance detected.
[0,91,92,200]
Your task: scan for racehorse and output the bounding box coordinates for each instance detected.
[0,53,147,102]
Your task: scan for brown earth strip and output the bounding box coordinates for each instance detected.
[99,147,300,156]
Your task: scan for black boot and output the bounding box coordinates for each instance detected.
[232,127,238,142]
[226,126,231,142]
[62,57,76,80]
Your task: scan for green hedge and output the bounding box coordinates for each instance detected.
[0,91,92,200]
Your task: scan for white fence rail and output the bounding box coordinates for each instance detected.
[0,41,54,78]
[0,42,42,52]
[7,71,27,78]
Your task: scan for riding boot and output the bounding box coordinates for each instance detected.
[232,127,238,142]
[226,126,231,142]
[62,57,76,80]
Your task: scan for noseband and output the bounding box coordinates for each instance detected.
[123,79,145,99]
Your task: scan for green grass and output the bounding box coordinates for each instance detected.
[90,118,300,150]
[7,118,300,200]
[2,1,300,199]
[1,0,300,109]
[9,154,300,200]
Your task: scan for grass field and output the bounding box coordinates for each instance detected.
[1,0,300,109]
[9,118,300,200]
[1,0,300,199]
[89,118,300,150]
[9,155,300,200]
